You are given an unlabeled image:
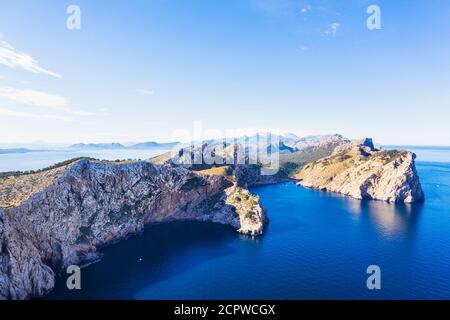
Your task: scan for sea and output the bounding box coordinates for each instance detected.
[2,146,449,299]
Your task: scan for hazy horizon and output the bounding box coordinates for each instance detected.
[1,134,450,149]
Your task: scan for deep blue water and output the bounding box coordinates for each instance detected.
[46,158,450,300]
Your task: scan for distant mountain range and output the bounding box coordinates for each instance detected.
[124,141,181,149]
[0,148,41,154]
[68,143,126,150]
[0,141,181,154]
[11,134,443,156]
[149,132,349,170]
[68,141,180,150]
[1,134,345,154]
[63,133,346,152]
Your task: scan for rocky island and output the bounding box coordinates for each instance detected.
[0,133,424,299]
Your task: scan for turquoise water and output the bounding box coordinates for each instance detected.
[45,153,450,299]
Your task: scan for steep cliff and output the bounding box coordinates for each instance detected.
[224,184,267,235]
[0,160,266,299]
[0,134,426,299]
[294,141,424,203]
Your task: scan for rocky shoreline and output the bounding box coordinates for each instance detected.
[0,160,266,299]
[294,139,424,203]
[0,136,425,299]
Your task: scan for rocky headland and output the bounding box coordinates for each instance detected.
[0,134,424,299]
[294,139,424,203]
[0,159,265,299]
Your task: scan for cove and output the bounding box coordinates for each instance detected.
[45,161,450,299]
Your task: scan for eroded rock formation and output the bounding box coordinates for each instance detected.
[294,141,424,203]
[0,160,266,299]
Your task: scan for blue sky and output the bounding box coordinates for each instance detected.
[0,0,449,145]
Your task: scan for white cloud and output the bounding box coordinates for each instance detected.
[0,40,62,78]
[0,106,75,122]
[301,5,311,13]
[136,89,154,95]
[324,22,341,37]
[0,75,30,85]
[0,86,92,116]
[98,107,110,116]
[66,108,93,116]
[0,86,66,108]
[298,45,309,52]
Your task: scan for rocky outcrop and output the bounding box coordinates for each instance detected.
[224,185,267,235]
[294,142,424,203]
[287,134,350,151]
[0,160,266,299]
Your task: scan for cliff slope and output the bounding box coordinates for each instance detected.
[294,139,424,203]
[0,160,266,299]
[149,134,424,203]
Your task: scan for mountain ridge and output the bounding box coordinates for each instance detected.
[68,141,180,150]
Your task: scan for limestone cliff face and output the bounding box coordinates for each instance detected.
[0,135,426,299]
[294,142,424,203]
[0,160,266,299]
[1,208,55,299]
[224,184,267,235]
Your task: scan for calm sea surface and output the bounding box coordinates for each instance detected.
[11,146,450,299]
[0,149,171,172]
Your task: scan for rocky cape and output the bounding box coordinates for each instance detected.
[150,134,424,204]
[0,160,266,299]
[294,139,424,203]
[0,134,425,299]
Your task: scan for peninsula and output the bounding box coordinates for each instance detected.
[0,133,424,299]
